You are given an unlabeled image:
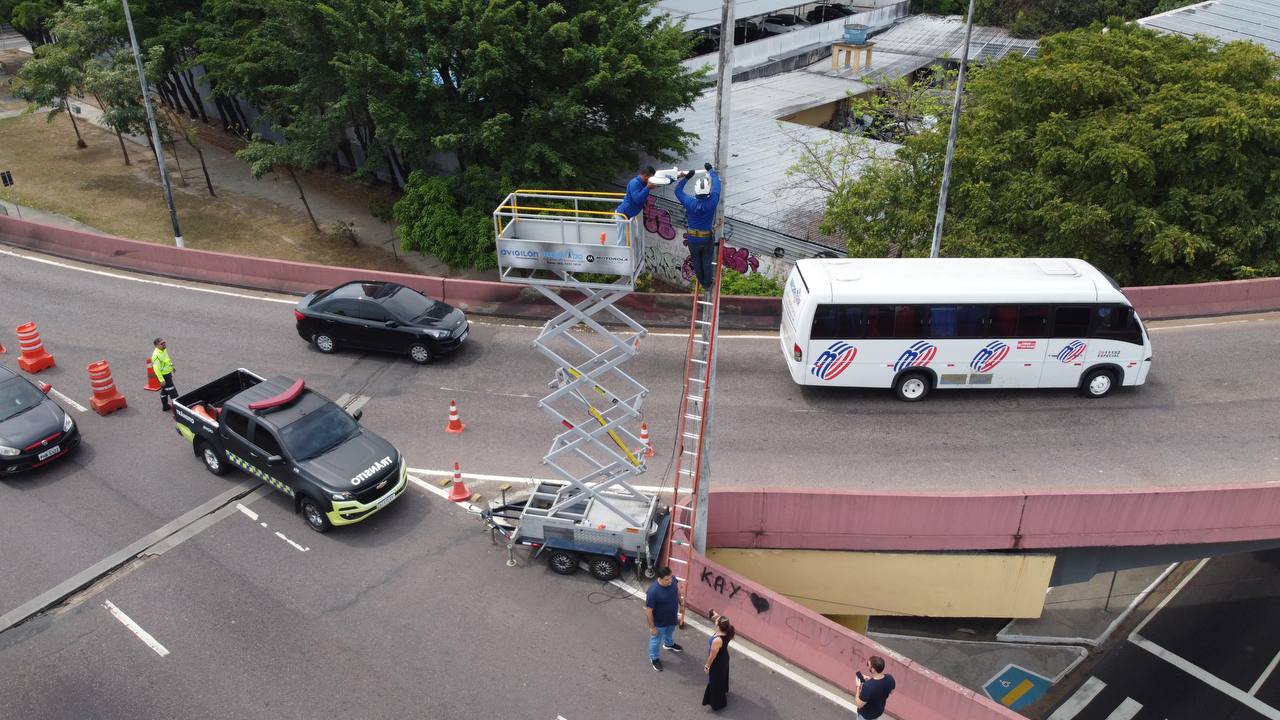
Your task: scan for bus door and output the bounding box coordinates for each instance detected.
[1040,306,1092,388]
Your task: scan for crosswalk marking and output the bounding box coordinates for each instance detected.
[1048,676,1107,720]
[1104,697,1142,720]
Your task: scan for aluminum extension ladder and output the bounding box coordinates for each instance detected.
[664,242,726,599]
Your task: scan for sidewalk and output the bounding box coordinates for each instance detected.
[868,563,1174,717]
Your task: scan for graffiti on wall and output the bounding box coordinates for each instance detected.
[640,196,769,288]
[700,568,772,614]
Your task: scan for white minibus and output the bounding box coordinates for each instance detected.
[780,258,1153,401]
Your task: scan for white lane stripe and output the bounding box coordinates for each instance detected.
[407,467,668,494]
[0,248,297,304]
[1104,697,1142,720]
[407,473,480,512]
[1129,634,1280,719]
[1047,676,1107,720]
[235,503,259,521]
[102,600,170,657]
[606,577,862,714]
[49,388,88,413]
[273,531,309,552]
[1251,649,1280,696]
[1132,558,1210,636]
[439,386,537,399]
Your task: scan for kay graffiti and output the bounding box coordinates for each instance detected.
[641,196,767,287]
[701,569,771,614]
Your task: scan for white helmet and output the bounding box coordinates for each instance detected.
[694,175,712,197]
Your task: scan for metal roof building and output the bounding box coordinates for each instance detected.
[1138,0,1280,55]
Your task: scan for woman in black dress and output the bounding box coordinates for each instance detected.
[702,612,734,711]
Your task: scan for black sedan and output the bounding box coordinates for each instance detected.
[0,364,80,476]
[294,280,469,364]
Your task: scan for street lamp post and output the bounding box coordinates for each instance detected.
[121,0,184,248]
[929,0,977,259]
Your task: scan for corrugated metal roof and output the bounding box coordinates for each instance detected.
[867,14,1039,61]
[1138,0,1280,55]
[652,1,814,31]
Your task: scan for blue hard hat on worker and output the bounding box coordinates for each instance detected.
[674,163,721,246]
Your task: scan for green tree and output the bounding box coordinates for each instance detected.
[11,36,88,148]
[394,169,498,270]
[1,0,62,46]
[822,24,1280,285]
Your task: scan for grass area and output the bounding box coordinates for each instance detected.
[0,111,413,273]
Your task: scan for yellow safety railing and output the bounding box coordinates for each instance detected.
[495,189,635,248]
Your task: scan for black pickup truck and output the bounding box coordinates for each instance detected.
[173,369,407,532]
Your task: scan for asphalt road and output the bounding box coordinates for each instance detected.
[1,246,1279,718]
[1045,550,1280,720]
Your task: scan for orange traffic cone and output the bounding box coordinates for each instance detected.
[447,461,471,502]
[639,422,655,458]
[0,340,6,354]
[15,322,55,373]
[87,360,128,416]
[445,399,465,433]
[145,356,163,391]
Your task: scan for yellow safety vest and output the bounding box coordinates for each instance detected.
[151,347,174,381]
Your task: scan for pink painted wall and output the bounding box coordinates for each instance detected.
[707,484,1280,551]
[687,553,1022,720]
[0,217,780,329]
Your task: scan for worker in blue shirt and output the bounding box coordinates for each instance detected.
[674,163,722,292]
[614,166,655,245]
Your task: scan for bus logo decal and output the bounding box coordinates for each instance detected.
[894,341,937,372]
[1055,340,1087,363]
[812,341,857,381]
[970,341,1010,373]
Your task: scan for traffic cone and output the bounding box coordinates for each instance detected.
[87,360,128,416]
[445,399,465,433]
[144,357,163,391]
[447,461,472,502]
[0,340,6,354]
[639,422,655,458]
[15,322,55,373]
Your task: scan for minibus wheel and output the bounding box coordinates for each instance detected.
[894,372,931,402]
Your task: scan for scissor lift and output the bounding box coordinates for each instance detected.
[486,190,668,581]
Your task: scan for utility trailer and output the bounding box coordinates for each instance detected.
[482,480,670,581]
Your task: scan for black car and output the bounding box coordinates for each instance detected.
[295,281,469,364]
[807,3,855,24]
[0,364,80,475]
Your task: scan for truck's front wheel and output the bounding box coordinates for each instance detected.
[197,440,230,476]
[300,496,332,533]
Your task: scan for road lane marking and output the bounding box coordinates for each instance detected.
[440,386,537,399]
[236,504,259,521]
[1251,649,1280,696]
[1047,676,1106,720]
[274,531,309,552]
[103,600,169,657]
[49,387,88,413]
[1129,633,1280,719]
[408,467,667,494]
[1132,558,1210,636]
[1104,698,1142,719]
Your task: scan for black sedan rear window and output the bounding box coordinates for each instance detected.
[0,379,45,423]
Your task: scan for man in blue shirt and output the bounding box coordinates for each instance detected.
[614,166,655,245]
[644,566,684,671]
[674,163,722,292]
[854,655,896,719]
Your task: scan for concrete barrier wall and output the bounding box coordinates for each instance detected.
[687,553,1022,720]
[706,483,1280,552]
[6,216,1278,325]
[0,217,780,329]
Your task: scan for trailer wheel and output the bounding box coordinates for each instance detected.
[547,550,579,575]
[642,564,657,579]
[588,556,622,581]
[197,440,230,476]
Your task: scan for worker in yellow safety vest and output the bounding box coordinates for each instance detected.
[151,337,177,412]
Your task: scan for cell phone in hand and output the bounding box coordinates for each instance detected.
[856,671,866,682]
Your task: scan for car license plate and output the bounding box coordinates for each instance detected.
[37,445,60,461]
[377,492,397,509]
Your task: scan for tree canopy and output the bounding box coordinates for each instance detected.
[822,24,1280,285]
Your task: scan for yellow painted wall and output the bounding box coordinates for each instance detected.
[707,548,1054,619]
[780,102,839,128]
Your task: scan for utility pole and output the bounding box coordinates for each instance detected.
[122,0,184,248]
[694,0,734,555]
[929,0,976,259]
